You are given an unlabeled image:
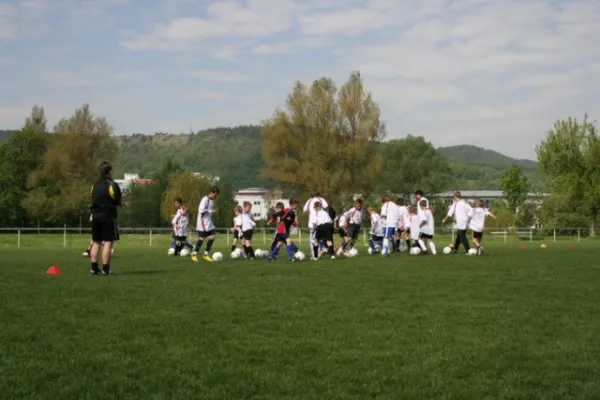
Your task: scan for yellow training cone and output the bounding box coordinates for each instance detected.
[540,243,547,248]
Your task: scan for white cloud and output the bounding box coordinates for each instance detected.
[188,69,250,83]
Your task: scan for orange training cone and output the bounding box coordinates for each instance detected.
[568,243,575,248]
[519,244,527,250]
[46,265,61,275]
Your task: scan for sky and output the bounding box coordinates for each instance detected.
[1,0,600,160]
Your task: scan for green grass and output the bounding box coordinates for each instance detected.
[1,235,600,399]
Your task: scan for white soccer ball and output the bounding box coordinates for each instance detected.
[468,248,478,256]
[212,252,224,261]
[168,248,175,256]
[295,251,306,261]
[367,247,373,254]
[180,249,190,257]
[254,249,266,258]
[443,246,452,254]
[346,248,358,257]
[410,247,421,255]
[231,249,242,259]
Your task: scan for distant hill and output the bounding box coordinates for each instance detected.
[438,145,538,170]
[0,130,15,143]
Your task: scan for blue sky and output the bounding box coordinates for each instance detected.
[1,0,599,159]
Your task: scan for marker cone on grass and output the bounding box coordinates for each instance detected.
[46,265,61,275]
[519,244,527,250]
[568,243,575,248]
[540,244,547,248]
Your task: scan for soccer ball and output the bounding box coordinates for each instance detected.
[410,247,421,255]
[443,246,452,254]
[180,249,190,257]
[468,248,478,256]
[168,248,175,256]
[212,252,224,261]
[254,249,266,258]
[231,248,243,259]
[346,248,358,257]
[295,251,306,261]
[367,247,373,254]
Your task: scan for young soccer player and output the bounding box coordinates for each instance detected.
[408,206,421,249]
[468,199,497,255]
[309,201,335,260]
[241,201,257,259]
[341,199,364,254]
[380,195,400,256]
[172,206,189,256]
[335,206,349,255]
[267,199,300,261]
[170,198,194,251]
[230,205,243,253]
[303,191,329,252]
[396,198,410,252]
[419,200,437,254]
[191,186,219,263]
[368,207,384,254]
[442,191,473,255]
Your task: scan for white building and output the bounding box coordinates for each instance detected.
[113,173,140,193]
[192,172,220,182]
[234,188,290,220]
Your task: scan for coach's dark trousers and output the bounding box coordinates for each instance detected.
[454,229,471,253]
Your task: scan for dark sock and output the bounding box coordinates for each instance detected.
[248,246,254,257]
[91,262,99,272]
[407,239,411,248]
[328,245,334,255]
[312,245,319,258]
[102,264,110,273]
[206,239,214,253]
[175,243,183,255]
[194,239,204,252]
[243,245,248,255]
[231,245,236,252]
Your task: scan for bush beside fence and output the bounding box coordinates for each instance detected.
[0,227,595,248]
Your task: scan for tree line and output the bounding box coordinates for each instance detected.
[0,71,598,234]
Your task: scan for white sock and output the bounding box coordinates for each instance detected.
[383,238,389,255]
[418,240,427,251]
[429,242,437,254]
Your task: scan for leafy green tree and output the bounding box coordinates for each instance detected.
[538,193,589,230]
[500,165,530,214]
[25,104,117,224]
[261,71,385,203]
[213,178,237,228]
[490,199,514,228]
[536,115,600,236]
[0,106,49,226]
[161,172,213,227]
[515,202,538,228]
[120,183,165,227]
[378,135,454,202]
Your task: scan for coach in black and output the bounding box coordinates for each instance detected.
[89,161,122,275]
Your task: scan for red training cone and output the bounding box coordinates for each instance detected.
[568,243,575,248]
[46,265,61,275]
[519,244,527,250]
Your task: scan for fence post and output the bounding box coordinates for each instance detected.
[553,229,556,242]
[149,228,152,247]
[578,229,581,242]
[262,228,266,244]
[299,228,302,244]
[529,229,532,242]
[63,224,67,247]
[363,228,367,245]
[18,229,21,248]
[504,231,507,244]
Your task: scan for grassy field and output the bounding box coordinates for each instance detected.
[1,234,599,399]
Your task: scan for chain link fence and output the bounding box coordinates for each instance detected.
[0,226,595,248]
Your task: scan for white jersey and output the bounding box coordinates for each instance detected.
[420,209,435,236]
[345,207,364,225]
[446,199,473,230]
[370,213,384,237]
[409,214,421,240]
[172,209,188,237]
[338,214,348,228]
[197,195,215,232]
[303,197,329,228]
[380,201,399,229]
[416,197,429,220]
[469,207,491,232]
[398,205,409,229]
[241,212,256,232]
[233,215,242,233]
[309,209,332,228]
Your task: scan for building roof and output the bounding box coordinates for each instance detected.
[236,187,269,194]
[435,190,548,197]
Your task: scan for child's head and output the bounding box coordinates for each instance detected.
[208,186,220,200]
[381,195,390,204]
[408,206,415,214]
[415,190,424,201]
[174,197,183,208]
[476,199,484,208]
[368,206,376,214]
[181,206,188,215]
[275,201,285,212]
[243,201,252,212]
[234,205,243,215]
[289,199,299,209]
[355,198,363,209]
[453,191,462,201]
[419,200,427,209]
[313,201,322,211]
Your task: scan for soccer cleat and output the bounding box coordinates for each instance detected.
[203,254,214,262]
[90,269,101,276]
[331,255,336,260]
[82,251,90,257]
[290,258,295,262]
[101,270,113,276]
[191,252,199,262]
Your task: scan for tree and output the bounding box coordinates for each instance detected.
[25,104,117,224]
[536,115,600,236]
[378,135,454,201]
[160,172,214,226]
[212,178,237,228]
[120,183,164,227]
[0,106,49,226]
[500,165,530,214]
[261,71,385,203]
